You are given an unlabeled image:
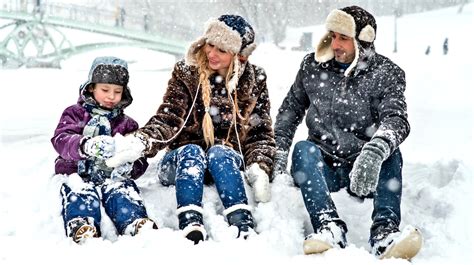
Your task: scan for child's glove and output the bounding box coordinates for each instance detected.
[106,133,146,168]
[271,149,289,180]
[111,162,133,181]
[245,163,271,203]
[349,138,390,196]
[82,135,115,159]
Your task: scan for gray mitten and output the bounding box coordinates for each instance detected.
[82,135,115,159]
[271,149,289,180]
[349,138,390,196]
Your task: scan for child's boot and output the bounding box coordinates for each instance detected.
[124,217,158,236]
[66,217,98,244]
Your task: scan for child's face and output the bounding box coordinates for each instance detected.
[89,83,124,109]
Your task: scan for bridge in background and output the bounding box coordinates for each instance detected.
[0,2,190,68]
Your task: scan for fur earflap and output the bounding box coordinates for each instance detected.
[358,24,376,42]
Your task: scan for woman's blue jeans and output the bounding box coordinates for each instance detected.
[158,144,248,210]
[291,140,402,238]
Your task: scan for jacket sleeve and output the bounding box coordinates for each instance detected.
[372,63,410,153]
[274,55,311,153]
[243,67,276,178]
[137,61,194,157]
[51,105,87,161]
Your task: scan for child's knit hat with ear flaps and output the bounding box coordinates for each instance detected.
[186,14,256,66]
[91,62,129,88]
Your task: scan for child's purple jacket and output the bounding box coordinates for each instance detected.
[51,104,148,179]
[51,103,148,179]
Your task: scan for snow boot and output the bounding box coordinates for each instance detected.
[303,221,347,255]
[177,205,207,244]
[124,218,158,236]
[224,205,255,239]
[66,217,98,244]
[371,225,422,260]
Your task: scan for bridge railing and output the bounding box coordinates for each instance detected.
[0,1,196,41]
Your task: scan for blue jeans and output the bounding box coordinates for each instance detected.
[291,140,402,239]
[158,144,248,209]
[61,178,149,235]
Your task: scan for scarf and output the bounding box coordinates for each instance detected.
[78,103,121,184]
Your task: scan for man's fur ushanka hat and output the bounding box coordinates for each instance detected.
[316,5,377,76]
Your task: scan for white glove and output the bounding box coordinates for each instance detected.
[111,162,133,181]
[82,135,115,159]
[245,163,271,203]
[106,133,146,168]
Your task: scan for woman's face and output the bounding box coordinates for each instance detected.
[204,43,233,76]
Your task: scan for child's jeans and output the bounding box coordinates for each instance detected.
[158,144,248,210]
[61,178,149,235]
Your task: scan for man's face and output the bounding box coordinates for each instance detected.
[330,31,356,64]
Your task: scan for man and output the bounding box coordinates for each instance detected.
[273,6,422,259]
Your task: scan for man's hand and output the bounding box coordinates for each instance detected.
[82,135,115,159]
[349,138,390,196]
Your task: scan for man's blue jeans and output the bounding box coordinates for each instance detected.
[291,140,402,239]
[158,144,248,209]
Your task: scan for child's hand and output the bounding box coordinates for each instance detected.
[82,135,115,159]
[111,162,133,181]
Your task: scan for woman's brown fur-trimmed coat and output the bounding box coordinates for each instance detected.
[137,59,276,177]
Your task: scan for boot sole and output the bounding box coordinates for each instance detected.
[303,238,333,255]
[74,224,97,243]
[186,230,204,244]
[380,228,422,260]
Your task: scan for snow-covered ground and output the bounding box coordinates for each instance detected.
[0,3,473,265]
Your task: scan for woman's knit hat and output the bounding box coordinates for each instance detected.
[186,14,256,66]
[315,5,377,76]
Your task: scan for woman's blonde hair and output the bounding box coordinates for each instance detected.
[195,46,241,147]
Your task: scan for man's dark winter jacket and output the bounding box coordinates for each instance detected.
[274,52,410,163]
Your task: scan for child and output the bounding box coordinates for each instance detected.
[51,56,156,243]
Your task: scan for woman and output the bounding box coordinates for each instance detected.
[107,15,275,244]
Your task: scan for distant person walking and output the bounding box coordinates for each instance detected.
[443,37,449,55]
